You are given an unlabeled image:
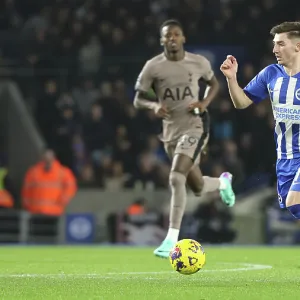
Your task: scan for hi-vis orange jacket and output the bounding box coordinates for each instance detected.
[22,160,77,216]
[127,204,145,215]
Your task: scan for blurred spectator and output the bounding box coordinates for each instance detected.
[22,149,77,216]
[103,161,131,190]
[132,151,162,190]
[212,99,237,141]
[72,134,87,177]
[127,198,146,215]
[78,35,102,76]
[83,102,113,164]
[72,79,100,116]
[1,0,291,193]
[194,197,236,244]
[221,139,245,192]
[54,105,80,169]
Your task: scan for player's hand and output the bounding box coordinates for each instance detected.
[154,104,170,118]
[220,55,238,79]
[188,102,208,113]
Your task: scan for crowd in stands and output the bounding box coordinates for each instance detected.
[1,0,299,193]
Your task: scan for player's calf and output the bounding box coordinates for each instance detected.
[168,170,187,231]
[186,165,221,196]
[167,154,193,238]
[187,166,235,206]
[153,170,187,258]
[186,166,204,196]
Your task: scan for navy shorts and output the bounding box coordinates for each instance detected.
[276,158,300,208]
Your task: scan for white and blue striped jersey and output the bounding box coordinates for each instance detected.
[244,64,300,159]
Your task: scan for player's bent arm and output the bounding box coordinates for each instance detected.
[203,76,220,105]
[133,91,159,111]
[227,78,253,109]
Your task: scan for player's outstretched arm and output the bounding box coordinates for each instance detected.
[220,55,253,109]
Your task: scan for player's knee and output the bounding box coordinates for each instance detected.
[286,191,300,219]
[287,204,300,219]
[286,190,300,206]
[169,171,186,188]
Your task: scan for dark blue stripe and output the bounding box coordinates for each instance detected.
[269,87,273,102]
[293,80,300,105]
[274,127,278,151]
[279,78,288,104]
[292,124,300,157]
[279,122,287,159]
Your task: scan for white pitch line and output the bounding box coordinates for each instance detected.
[107,263,272,275]
[0,263,272,278]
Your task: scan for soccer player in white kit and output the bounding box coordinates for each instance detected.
[134,19,235,258]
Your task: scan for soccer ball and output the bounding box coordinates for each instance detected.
[169,239,205,275]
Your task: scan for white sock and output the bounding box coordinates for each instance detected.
[165,228,179,242]
[219,178,227,190]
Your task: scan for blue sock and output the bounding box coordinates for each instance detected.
[287,204,300,219]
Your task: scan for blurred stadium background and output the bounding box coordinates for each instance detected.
[0,0,299,246]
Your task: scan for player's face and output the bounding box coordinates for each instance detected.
[273,33,300,66]
[160,25,185,53]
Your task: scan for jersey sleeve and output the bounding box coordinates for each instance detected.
[243,67,269,104]
[134,60,154,92]
[200,56,214,81]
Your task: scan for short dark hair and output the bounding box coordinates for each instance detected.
[160,19,183,35]
[270,21,300,39]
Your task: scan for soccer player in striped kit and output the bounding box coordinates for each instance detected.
[220,21,300,218]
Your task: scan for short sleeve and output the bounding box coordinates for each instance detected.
[135,61,154,92]
[243,67,270,103]
[200,56,214,81]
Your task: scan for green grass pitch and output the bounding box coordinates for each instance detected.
[0,246,299,299]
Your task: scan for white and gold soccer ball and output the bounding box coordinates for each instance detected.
[169,239,206,275]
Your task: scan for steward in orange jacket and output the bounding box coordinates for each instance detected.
[22,150,77,216]
[126,198,146,215]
